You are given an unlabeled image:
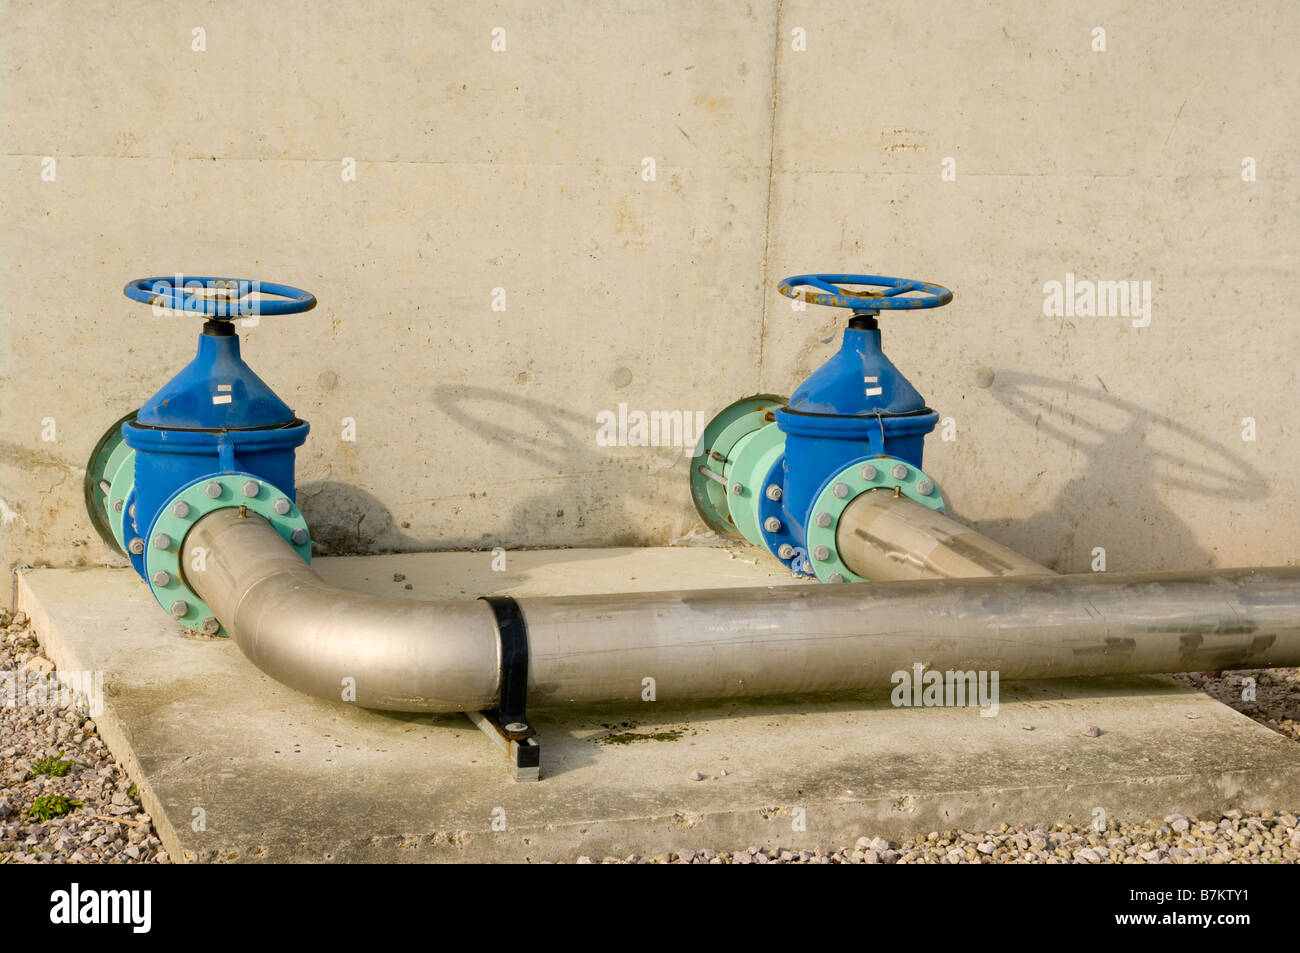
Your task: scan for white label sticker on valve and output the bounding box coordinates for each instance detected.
[212,395,232,405]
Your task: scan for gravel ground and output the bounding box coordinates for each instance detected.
[1173,668,1300,744]
[574,809,1300,863]
[0,609,167,864]
[2,606,1297,865]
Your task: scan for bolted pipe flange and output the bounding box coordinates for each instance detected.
[803,455,946,583]
[689,394,787,538]
[754,454,814,578]
[144,472,311,636]
[104,448,136,553]
[83,410,138,553]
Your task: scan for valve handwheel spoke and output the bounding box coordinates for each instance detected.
[778,273,952,314]
[123,276,316,318]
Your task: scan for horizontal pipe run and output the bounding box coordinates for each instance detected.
[835,490,1054,581]
[185,508,1300,713]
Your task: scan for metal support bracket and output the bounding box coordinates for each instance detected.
[465,710,540,782]
[474,595,540,781]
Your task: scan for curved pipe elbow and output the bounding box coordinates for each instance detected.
[184,508,501,712]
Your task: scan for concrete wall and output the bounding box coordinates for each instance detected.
[2,0,1296,575]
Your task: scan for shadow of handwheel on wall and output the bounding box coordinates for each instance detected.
[979,371,1268,572]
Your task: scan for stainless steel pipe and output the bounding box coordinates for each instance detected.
[185,508,1300,713]
[184,508,501,711]
[835,490,1053,581]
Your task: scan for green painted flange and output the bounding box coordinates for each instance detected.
[689,394,786,537]
[724,421,786,548]
[144,473,311,636]
[805,456,946,584]
[83,410,137,551]
[105,450,136,553]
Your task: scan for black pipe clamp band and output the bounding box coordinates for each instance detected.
[479,596,535,740]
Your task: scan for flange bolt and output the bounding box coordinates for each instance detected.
[832,482,849,499]
[169,600,188,618]
[151,570,170,587]
[128,538,144,555]
[777,544,795,560]
[861,465,877,480]
[204,482,222,499]
[290,528,309,546]
[113,500,124,513]
[813,545,831,562]
[151,533,172,551]
[273,498,292,516]
[172,500,191,518]
[242,480,261,498]
[917,479,935,496]
[201,616,221,635]
[814,511,832,528]
[765,484,782,502]
[763,517,782,533]
[892,463,909,480]
[730,482,743,496]
[827,573,845,583]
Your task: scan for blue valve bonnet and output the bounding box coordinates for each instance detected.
[136,328,297,431]
[116,277,316,585]
[788,326,927,417]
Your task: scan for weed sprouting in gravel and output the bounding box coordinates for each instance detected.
[27,795,85,822]
[29,752,74,777]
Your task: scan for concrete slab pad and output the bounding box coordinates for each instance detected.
[17,547,1300,863]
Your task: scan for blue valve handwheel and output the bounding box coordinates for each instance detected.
[778,274,952,314]
[124,276,316,317]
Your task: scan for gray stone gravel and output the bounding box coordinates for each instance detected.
[1174,668,1300,745]
[571,808,1300,863]
[0,609,167,864]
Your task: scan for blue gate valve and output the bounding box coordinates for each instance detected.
[690,274,954,583]
[85,277,318,635]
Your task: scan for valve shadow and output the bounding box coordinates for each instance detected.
[427,382,677,548]
[297,381,673,558]
[959,371,1267,573]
